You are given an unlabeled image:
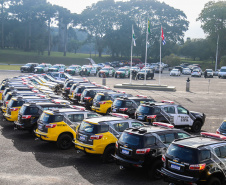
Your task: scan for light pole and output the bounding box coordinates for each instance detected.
[215,34,219,71]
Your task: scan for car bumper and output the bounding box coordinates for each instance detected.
[3,113,16,122]
[113,154,143,167]
[160,167,199,184]
[73,139,104,154]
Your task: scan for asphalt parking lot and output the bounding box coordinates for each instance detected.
[0,69,225,185]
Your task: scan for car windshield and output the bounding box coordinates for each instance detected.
[94,95,105,101]
[119,132,143,148]
[101,68,110,71]
[137,105,151,114]
[118,69,126,71]
[220,69,226,72]
[24,64,31,66]
[64,73,72,78]
[52,65,60,69]
[79,121,98,133]
[220,121,226,130]
[68,66,76,69]
[8,99,25,108]
[206,69,212,72]
[113,99,123,107]
[167,144,199,163]
[172,69,178,72]
[39,113,63,123]
[44,75,55,81]
[37,65,45,68]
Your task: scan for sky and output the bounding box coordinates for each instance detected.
[47,0,212,39]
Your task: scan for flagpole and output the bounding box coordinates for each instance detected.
[159,26,162,85]
[130,25,133,84]
[144,16,149,85]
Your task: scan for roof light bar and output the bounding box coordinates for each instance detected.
[110,113,129,119]
[161,100,174,104]
[137,95,147,98]
[71,105,86,111]
[153,122,174,128]
[201,132,226,140]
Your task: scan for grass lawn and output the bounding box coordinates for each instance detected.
[0,65,20,70]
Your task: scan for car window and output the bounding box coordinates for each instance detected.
[125,101,133,107]
[69,114,84,122]
[145,137,156,146]
[164,106,175,114]
[87,113,99,118]
[29,107,39,114]
[114,122,129,132]
[131,122,143,127]
[54,115,63,122]
[215,146,226,158]
[200,150,211,161]
[159,133,176,144]
[177,106,188,114]
[177,132,190,139]
[99,125,109,133]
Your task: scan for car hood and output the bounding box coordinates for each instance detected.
[189,111,205,119]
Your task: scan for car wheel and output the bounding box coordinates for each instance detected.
[106,108,111,115]
[56,133,73,150]
[147,160,162,180]
[207,177,221,185]
[102,145,115,163]
[191,120,202,133]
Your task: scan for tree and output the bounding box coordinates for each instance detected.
[197,1,226,65]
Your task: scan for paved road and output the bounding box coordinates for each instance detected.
[0,70,225,185]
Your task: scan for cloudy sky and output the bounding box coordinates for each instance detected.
[47,0,212,39]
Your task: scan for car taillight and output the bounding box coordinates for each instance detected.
[66,87,70,90]
[90,135,103,140]
[216,129,220,134]
[189,163,206,170]
[99,102,106,104]
[84,97,91,100]
[76,93,81,96]
[0,91,3,93]
[116,141,118,149]
[45,124,57,128]
[119,108,128,111]
[6,101,9,104]
[162,155,166,162]
[136,148,150,154]
[10,108,18,111]
[22,115,32,119]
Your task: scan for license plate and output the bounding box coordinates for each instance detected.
[113,109,117,112]
[121,149,129,155]
[171,164,180,170]
[38,125,42,130]
[79,135,86,141]
[138,116,144,120]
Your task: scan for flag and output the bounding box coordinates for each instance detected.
[132,25,136,46]
[161,27,166,45]
[148,19,151,33]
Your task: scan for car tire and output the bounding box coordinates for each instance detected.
[147,160,162,180]
[207,177,221,185]
[191,120,202,133]
[102,145,115,163]
[106,108,111,115]
[56,133,73,150]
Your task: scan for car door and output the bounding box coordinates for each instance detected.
[109,69,113,76]
[163,106,177,124]
[175,106,192,126]
[125,69,129,77]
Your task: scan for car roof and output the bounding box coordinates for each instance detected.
[124,126,185,135]
[172,136,226,148]
[84,116,125,124]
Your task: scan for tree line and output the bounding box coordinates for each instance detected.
[0,0,225,64]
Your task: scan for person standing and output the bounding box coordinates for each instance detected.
[204,70,207,79]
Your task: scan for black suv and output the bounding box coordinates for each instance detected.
[111,96,155,118]
[137,68,154,80]
[70,84,97,104]
[79,88,113,109]
[20,63,39,73]
[14,102,70,133]
[114,123,191,180]
[161,132,226,185]
[135,101,205,132]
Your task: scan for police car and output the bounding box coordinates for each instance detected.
[35,106,100,149]
[135,100,206,133]
[73,113,144,162]
[161,132,226,185]
[114,122,191,179]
